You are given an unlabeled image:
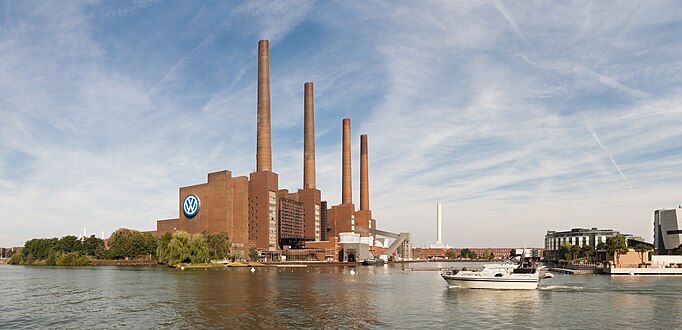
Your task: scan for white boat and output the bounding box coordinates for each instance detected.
[441,256,553,290]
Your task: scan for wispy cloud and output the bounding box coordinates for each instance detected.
[586,126,633,190]
[233,0,316,43]
[493,0,528,45]
[1,1,680,248]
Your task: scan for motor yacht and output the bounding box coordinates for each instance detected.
[441,255,553,290]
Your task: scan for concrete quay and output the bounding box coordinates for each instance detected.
[603,267,682,275]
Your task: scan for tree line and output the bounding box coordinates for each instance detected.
[443,248,500,260]
[8,228,236,266]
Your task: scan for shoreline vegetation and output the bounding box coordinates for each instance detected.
[7,228,237,267]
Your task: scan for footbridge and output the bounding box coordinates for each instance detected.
[354,226,412,260]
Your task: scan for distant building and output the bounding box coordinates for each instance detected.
[412,247,543,260]
[544,228,646,262]
[654,207,682,255]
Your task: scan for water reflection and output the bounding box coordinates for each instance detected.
[167,267,379,328]
[2,264,682,329]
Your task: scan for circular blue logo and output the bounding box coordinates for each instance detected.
[183,194,200,218]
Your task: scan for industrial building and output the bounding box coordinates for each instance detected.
[149,40,392,261]
[654,207,682,255]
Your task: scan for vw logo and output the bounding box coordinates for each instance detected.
[183,194,200,218]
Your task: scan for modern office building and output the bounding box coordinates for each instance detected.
[654,207,682,255]
[544,228,646,262]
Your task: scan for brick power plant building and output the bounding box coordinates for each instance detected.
[150,40,378,260]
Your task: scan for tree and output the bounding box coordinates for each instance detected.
[8,253,24,265]
[57,235,82,253]
[204,231,230,261]
[1,248,6,259]
[142,232,158,259]
[165,231,191,265]
[605,234,629,264]
[558,242,573,261]
[23,238,58,260]
[460,248,476,259]
[445,250,457,260]
[108,228,147,259]
[482,249,493,260]
[81,235,105,257]
[569,245,581,261]
[249,246,260,261]
[156,233,173,265]
[634,244,653,264]
[580,245,596,261]
[189,234,209,264]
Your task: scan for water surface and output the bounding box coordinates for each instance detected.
[1,263,681,329]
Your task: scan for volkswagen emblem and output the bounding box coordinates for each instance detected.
[183,194,200,218]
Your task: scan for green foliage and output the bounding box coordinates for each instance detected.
[580,245,596,260]
[249,246,260,261]
[143,232,158,259]
[46,251,90,266]
[165,231,191,265]
[445,250,457,259]
[60,252,91,266]
[596,242,608,250]
[46,251,60,266]
[107,228,148,260]
[156,233,173,265]
[481,249,493,260]
[460,248,476,259]
[8,253,24,265]
[82,235,105,257]
[57,235,82,253]
[204,231,230,261]
[23,238,58,260]
[189,234,209,264]
[606,234,629,264]
[157,231,210,265]
[559,242,581,262]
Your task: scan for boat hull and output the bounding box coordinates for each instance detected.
[442,275,539,290]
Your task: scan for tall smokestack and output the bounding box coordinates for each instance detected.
[436,203,442,244]
[342,118,352,204]
[256,39,272,172]
[360,134,369,210]
[303,82,316,189]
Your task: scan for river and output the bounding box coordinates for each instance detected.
[1,262,681,329]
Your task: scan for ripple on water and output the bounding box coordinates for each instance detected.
[1,264,682,328]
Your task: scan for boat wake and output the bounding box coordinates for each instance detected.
[540,285,587,291]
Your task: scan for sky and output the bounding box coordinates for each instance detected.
[1,1,681,248]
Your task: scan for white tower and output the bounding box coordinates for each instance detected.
[83,228,87,239]
[436,203,442,245]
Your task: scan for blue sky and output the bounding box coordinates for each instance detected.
[1,1,681,248]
